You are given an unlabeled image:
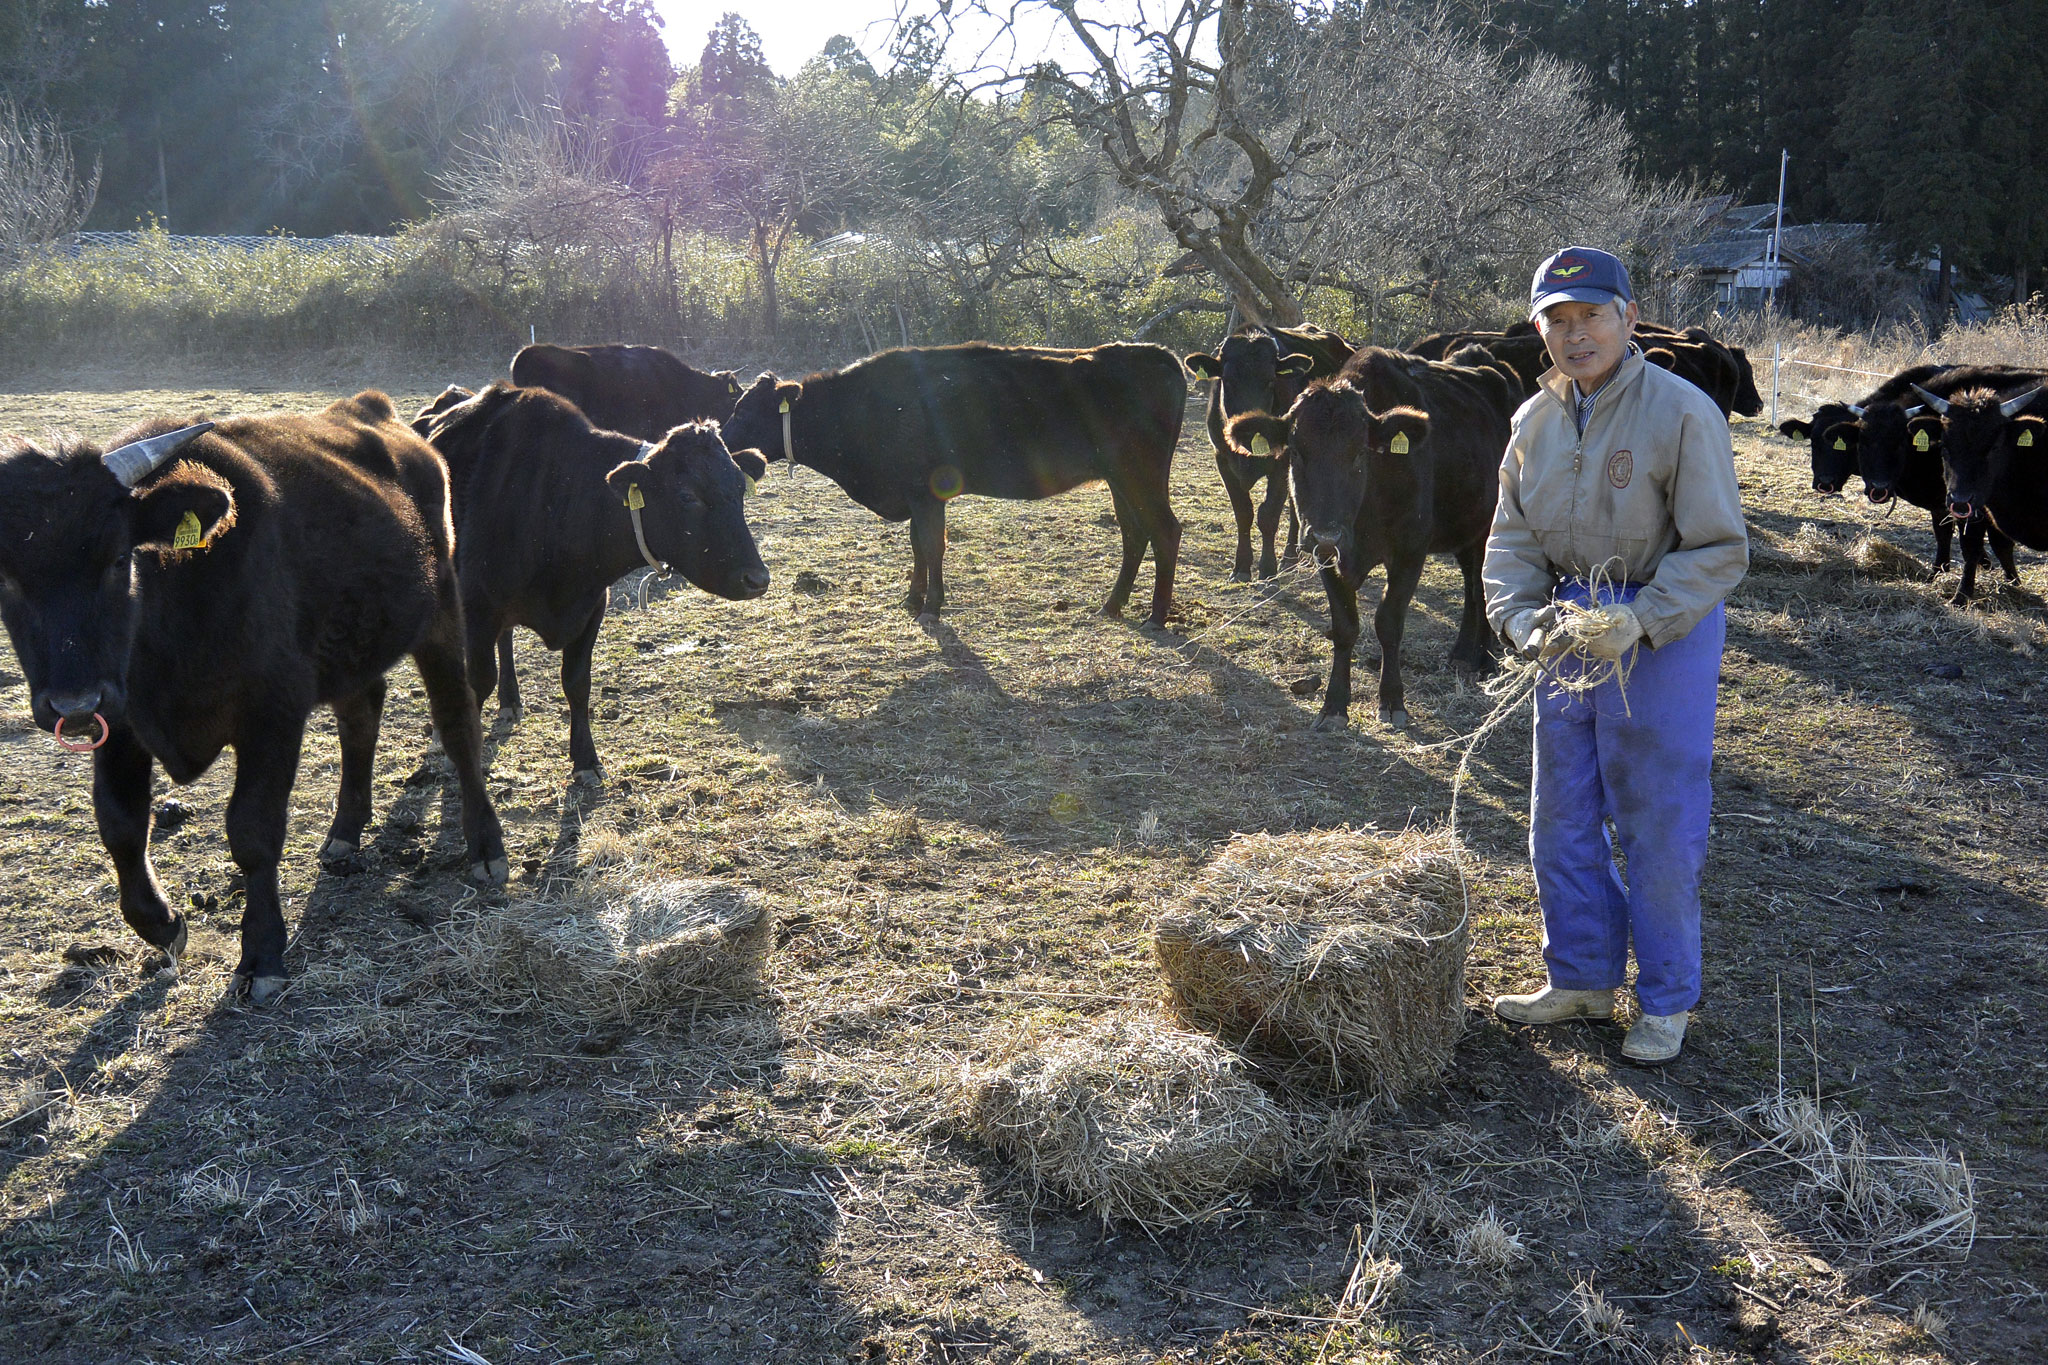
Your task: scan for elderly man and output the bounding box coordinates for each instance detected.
[1483,246,1749,1064]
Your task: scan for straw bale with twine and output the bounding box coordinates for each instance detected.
[953,1010,1288,1230]
[452,876,770,1025]
[1155,826,1471,1099]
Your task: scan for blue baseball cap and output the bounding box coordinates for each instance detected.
[1530,246,1632,317]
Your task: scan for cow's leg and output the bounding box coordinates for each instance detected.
[1990,524,2021,583]
[1314,565,1362,732]
[1253,463,1289,580]
[321,677,386,865]
[1217,450,1256,580]
[909,497,948,621]
[1105,474,1180,627]
[1448,542,1497,673]
[224,717,306,1004]
[1951,517,1986,605]
[1374,554,1427,730]
[413,607,509,885]
[1930,507,1954,574]
[93,726,185,963]
[495,629,522,721]
[462,595,502,722]
[558,597,608,779]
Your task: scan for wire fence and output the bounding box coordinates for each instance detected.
[54,231,399,259]
[1768,347,1899,426]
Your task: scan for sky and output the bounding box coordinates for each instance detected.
[648,1,1089,78]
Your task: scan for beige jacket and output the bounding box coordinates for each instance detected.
[1484,347,1748,649]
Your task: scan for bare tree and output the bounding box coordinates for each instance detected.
[0,98,96,260]
[936,0,1708,335]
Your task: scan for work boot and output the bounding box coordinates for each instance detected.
[1493,984,1615,1024]
[1621,1011,1689,1064]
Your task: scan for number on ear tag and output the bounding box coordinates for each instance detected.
[625,484,645,510]
[2022,430,2036,447]
[1249,434,1270,456]
[1390,432,1410,454]
[1833,437,1847,451]
[172,510,203,550]
[778,399,791,414]
[1912,430,1929,451]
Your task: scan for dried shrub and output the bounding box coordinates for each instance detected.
[1154,827,1469,1100]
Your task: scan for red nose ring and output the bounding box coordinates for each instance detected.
[54,713,108,752]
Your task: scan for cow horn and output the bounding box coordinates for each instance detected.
[1904,405,1924,417]
[1847,404,1866,417]
[101,421,215,488]
[1910,384,1951,415]
[1998,385,2043,418]
[637,441,658,462]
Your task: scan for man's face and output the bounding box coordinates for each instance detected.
[1535,297,1637,391]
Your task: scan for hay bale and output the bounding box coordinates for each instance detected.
[457,877,769,1024]
[1155,827,1469,1100]
[956,1011,1287,1230]
[1846,534,1928,582]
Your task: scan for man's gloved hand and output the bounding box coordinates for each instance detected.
[1583,603,1646,661]
[1504,605,1561,660]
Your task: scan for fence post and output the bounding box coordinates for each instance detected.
[1770,343,1781,430]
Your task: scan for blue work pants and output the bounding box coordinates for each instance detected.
[1531,583,1724,1017]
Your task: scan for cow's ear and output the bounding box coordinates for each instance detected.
[719,370,741,395]
[1906,414,1942,452]
[2011,415,2044,450]
[1223,412,1290,458]
[605,461,660,509]
[1777,418,1811,440]
[730,448,768,481]
[1644,347,1677,370]
[131,467,235,554]
[1820,421,1860,453]
[1184,353,1221,379]
[775,381,804,411]
[1276,351,1315,376]
[1372,407,1430,455]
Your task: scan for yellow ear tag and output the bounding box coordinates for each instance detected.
[1833,436,1847,451]
[778,399,791,414]
[2022,430,2036,447]
[1249,434,1271,456]
[625,484,645,510]
[1912,430,1929,451]
[1390,432,1410,454]
[172,510,203,550]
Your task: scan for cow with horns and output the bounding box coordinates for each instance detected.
[0,396,509,1003]
[1908,378,2048,600]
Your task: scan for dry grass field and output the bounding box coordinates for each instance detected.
[0,356,2043,1364]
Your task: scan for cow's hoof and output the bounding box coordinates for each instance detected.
[319,836,357,866]
[1380,707,1410,731]
[1098,601,1126,619]
[470,855,511,886]
[1231,569,1251,583]
[571,766,603,787]
[163,917,188,962]
[915,612,939,629]
[233,972,290,1007]
[495,705,524,725]
[1311,713,1350,733]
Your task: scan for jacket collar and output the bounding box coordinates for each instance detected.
[1539,343,1647,419]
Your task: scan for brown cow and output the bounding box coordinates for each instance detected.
[511,343,743,439]
[0,394,507,1003]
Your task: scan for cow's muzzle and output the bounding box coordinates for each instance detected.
[1812,480,1841,496]
[1949,501,1975,522]
[1305,530,1342,566]
[1864,486,1893,505]
[737,567,771,599]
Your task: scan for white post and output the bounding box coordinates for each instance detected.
[530,324,537,346]
[1770,343,1781,430]
[1766,149,1789,311]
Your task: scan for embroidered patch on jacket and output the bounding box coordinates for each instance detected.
[1607,449,1634,490]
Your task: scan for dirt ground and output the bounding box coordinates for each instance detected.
[0,358,2043,1364]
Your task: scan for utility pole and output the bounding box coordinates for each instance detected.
[1766,148,1788,311]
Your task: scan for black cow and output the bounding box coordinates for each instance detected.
[1408,321,1761,417]
[0,395,507,1003]
[1779,364,2035,595]
[1226,346,1517,730]
[721,343,1187,626]
[1911,378,2048,600]
[510,343,743,440]
[1185,324,1354,579]
[415,382,770,778]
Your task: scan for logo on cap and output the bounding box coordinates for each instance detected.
[1550,261,1588,280]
